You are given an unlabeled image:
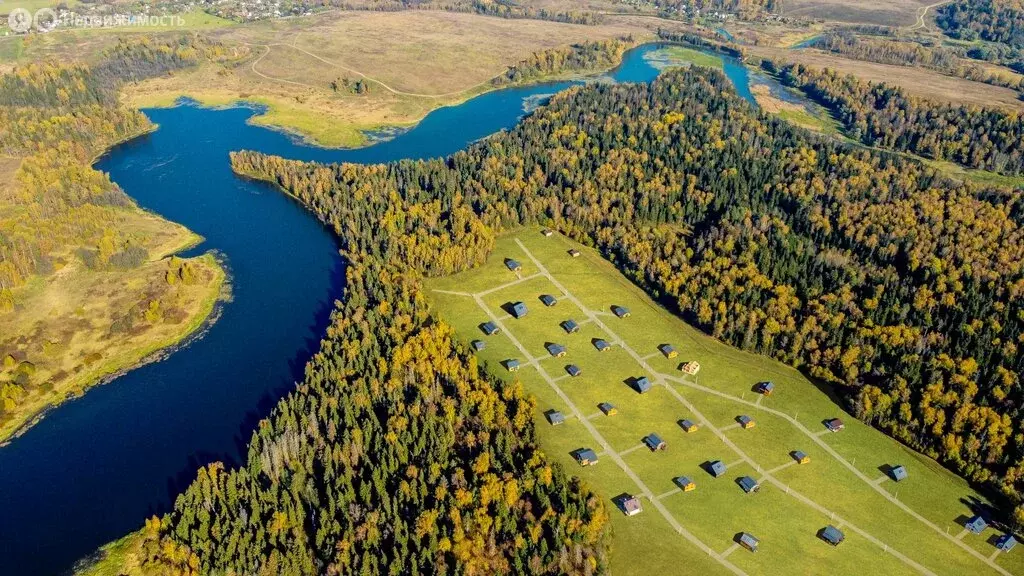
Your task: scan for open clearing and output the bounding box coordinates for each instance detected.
[428,228,1024,576]
[776,0,932,26]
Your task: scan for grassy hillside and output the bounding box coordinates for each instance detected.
[428,228,1024,576]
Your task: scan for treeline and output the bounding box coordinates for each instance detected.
[765,61,1024,175]
[492,39,631,86]
[809,32,1024,91]
[120,146,612,574]
[230,67,1024,528]
[938,0,1024,48]
[656,28,744,57]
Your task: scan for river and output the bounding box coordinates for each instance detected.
[0,42,759,576]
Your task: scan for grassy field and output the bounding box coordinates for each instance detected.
[645,45,724,70]
[116,10,651,147]
[775,0,931,26]
[748,45,1024,111]
[750,83,841,134]
[427,228,1024,576]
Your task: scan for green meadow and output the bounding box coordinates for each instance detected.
[428,228,1024,576]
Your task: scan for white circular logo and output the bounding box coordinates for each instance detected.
[8,8,32,33]
[34,7,57,31]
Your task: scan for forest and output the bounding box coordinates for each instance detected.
[765,61,1024,175]
[492,39,631,86]
[937,0,1024,48]
[219,67,1024,550]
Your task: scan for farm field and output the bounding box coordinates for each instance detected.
[428,228,1024,576]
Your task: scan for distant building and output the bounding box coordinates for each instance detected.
[561,319,580,333]
[708,460,727,477]
[996,534,1017,553]
[573,448,599,466]
[505,259,522,272]
[568,249,581,258]
[619,494,643,516]
[566,364,582,377]
[675,476,696,492]
[680,419,699,433]
[540,294,558,307]
[612,305,631,318]
[966,515,988,535]
[889,465,908,482]
[541,228,553,237]
[792,451,810,465]
[756,381,775,395]
[545,410,565,425]
[820,525,844,546]
[510,301,528,318]
[480,322,500,336]
[738,532,759,552]
[737,415,755,429]
[504,359,520,372]
[634,376,652,393]
[680,361,701,375]
[470,340,485,352]
[643,433,666,451]
[825,418,844,432]
[738,476,760,493]
[594,339,611,352]
[546,343,567,357]
[659,343,678,358]
[598,402,617,416]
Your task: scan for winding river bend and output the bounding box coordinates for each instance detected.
[0,43,760,576]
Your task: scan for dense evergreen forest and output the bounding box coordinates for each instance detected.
[492,39,631,86]
[219,68,1024,544]
[765,61,1024,176]
[938,0,1024,48]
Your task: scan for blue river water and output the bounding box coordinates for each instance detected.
[0,42,756,575]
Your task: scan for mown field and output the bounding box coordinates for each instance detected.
[428,228,1024,576]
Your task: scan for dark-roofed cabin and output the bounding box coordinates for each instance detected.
[568,249,581,257]
[825,418,844,432]
[738,532,759,552]
[504,359,520,372]
[659,343,678,358]
[541,228,553,237]
[598,402,617,416]
[737,415,755,429]
[566,364,582,377]
[546,343,567,357]
[573,448,598,466]
[643,433,666,451]
[561,319,580,334]
[619,494,643,516]
[505,258,522,272]
[966,515,987,534]
[510,301,528,318]
[540,294,558,307]
[612,305,630,318]
[709,460,727,477]
[545,410,565,425]
[675,476,696,492]
[997,534,1017,553]
[594,339,611,352]
[889,465,908,482]
[470,340,486,352]
[480,322,500,336]
[633,376,652,393]
[738,476,760,493]
[820,525,844,546]
[792,451,810,464]
[680,419,699,433]
[756,381,775,395]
